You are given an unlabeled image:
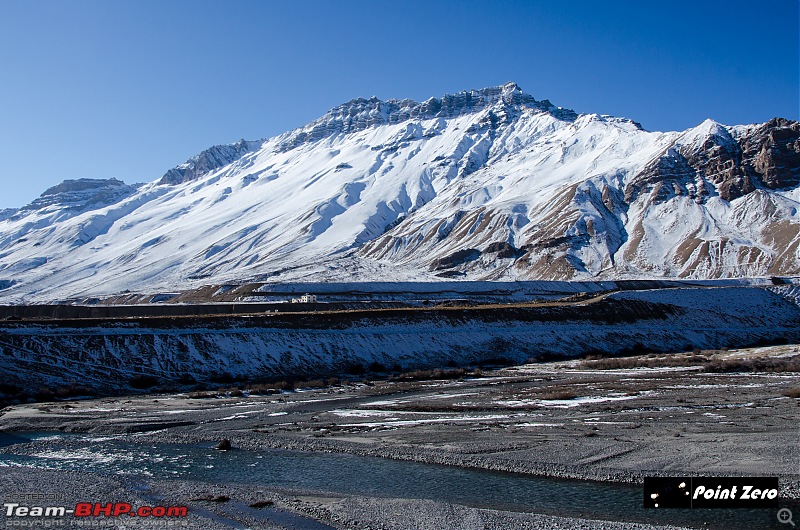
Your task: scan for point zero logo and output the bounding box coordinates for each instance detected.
[644,477,780,509]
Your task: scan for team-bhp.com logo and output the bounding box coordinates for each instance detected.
[5,502,188,518]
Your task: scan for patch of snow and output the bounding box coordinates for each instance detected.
[340,414,514,428]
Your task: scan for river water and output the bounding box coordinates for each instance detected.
[0,432,790,529]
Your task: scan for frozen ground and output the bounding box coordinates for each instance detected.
[1,286,797,394]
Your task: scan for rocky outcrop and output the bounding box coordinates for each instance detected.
[484,242,526,259]
[740,118,800,190]
[430,249,481,271]
[159,139,262,185]
[681,125,752,202]
[624,148,701,204]
[0,209,18,222]
[21,178,139,212]
[627,119,800,204]
[277,82,578,152]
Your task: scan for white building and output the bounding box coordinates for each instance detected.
[291,294,317,303]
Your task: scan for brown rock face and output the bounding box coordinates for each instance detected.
[627,119,799,204]
[741,118,800,190]
[624,149,700,204]
[683,132,753,202]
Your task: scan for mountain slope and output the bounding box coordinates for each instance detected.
[0,83,797,302]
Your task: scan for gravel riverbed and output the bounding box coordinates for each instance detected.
[1,345,798,529]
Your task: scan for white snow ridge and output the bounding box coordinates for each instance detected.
[0,82,798,302]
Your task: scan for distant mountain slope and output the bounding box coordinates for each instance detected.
[0,83,797,302]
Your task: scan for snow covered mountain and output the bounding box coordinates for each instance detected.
[0,82,798,302]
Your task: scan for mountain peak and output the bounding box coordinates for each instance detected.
[501,81,523,100]
[277,83,577,152]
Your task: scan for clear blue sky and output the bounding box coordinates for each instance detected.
[0,0,797,209]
